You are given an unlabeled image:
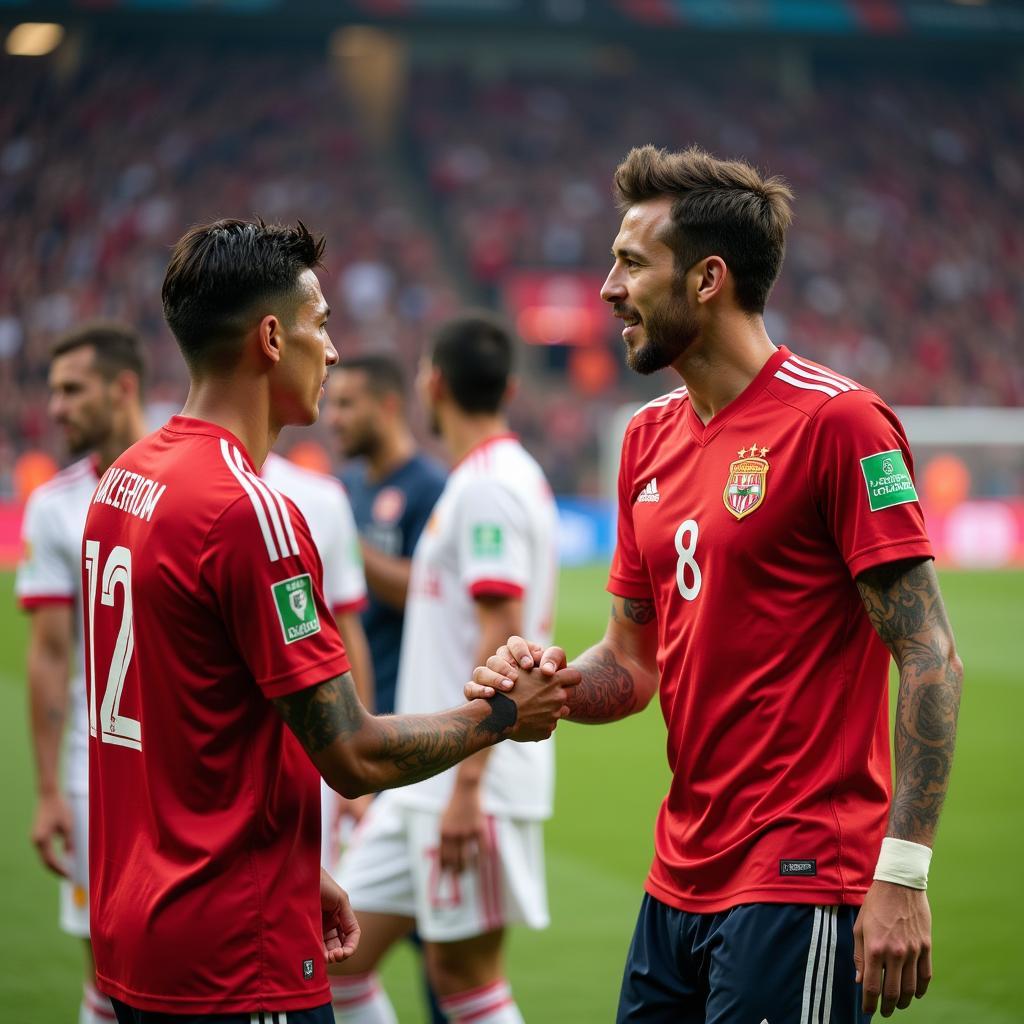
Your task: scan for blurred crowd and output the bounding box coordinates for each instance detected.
[1,44,1020,495]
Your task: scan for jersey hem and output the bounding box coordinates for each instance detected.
[18,594,75,609]
[846,538,934,580]
[258,654,352,699]
[96,973,331,1014]
[644,876,868,913]
[606,574,653,600]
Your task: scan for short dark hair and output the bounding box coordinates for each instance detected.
[613,144,793,314]
[430,312,515,415]
[338,355,406,400]
[51,322,146,392]
[161,218,325,369]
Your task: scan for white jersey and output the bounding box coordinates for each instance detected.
[261,452,366,614]
[392,434,558,820]
[15,457,100,796]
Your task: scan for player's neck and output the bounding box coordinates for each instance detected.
[96,408,148,474]
[673,314,777,426]
[181,381,277,469]
[367,428,416,484]
[442,412,510,467]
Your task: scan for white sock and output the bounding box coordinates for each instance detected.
[331,973,398,1024]
[80,982,116,1024]
[439,980,524,1024]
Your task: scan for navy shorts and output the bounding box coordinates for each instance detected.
[617,894,872,1024]
[110,1000,333,1024]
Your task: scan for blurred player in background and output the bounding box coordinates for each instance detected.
[324,356,447,1022]
[471,146,963,1022]
[84,219,573,1024]
[260,450,375,869]
[326,355,446,716]
[16,324,147,1024]
[331,314,558,1024]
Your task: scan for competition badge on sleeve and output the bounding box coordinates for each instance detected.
[724,445,769,520]
[272,573,321,643]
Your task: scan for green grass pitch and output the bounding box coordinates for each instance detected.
[0,567,1020,1021]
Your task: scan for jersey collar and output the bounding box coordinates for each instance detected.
[163,416,258,471]
[450,432,518,472]
[686,346,791,447]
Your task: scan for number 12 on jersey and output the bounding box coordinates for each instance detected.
[84,539,141,750]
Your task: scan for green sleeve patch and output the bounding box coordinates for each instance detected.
[859,449,919,512]
[471,523,504,558]
[271,573,321,644]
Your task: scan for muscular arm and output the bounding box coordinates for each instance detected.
[334,610,375,713]
[359,541,411,611]
[855,558,963,845]
[273,673,521,799]
[567,596,660,724]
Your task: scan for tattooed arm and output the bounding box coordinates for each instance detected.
[466,595,660,725]
[855,557,963,846]
[852,556,963,1017]
[273,667,573,799]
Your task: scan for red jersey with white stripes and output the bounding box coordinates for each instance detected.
[83,416,349,1015]
[609,347,933,913]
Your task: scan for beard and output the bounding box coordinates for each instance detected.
[623,284,700,376]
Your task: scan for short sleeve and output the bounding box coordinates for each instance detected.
[456,479,528,600]
[607,425,653,599]
[320,487,368,615]
[15,491,75,608]
[808,390,933,579]
[199,494,350,699]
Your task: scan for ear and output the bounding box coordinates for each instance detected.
[694,256,728,305]
[110,369,139,404]
[257,314,284,365]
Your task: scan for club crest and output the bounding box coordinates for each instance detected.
[724,445,770,520]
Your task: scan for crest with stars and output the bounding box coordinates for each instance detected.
[723,443,770,520]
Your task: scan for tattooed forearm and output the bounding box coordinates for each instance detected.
[613,598,657,627]
[272,672,364,753]
[567,645,640,724]
[856,559,964,845]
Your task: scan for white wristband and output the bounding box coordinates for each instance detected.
[873,837,932,890]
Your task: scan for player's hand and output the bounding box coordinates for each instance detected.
[505,664,578,741]
[439,785,490,875]
[320,868,361,963]
[465,636,574,699]
[854,880,932,1016]
[31,791,73,877]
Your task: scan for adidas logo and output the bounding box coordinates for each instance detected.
[636,478,660,503]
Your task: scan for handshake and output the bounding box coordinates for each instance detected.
[466,636,579,742]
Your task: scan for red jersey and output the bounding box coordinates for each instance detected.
[83,416,349,1014]
[609,347,933,913]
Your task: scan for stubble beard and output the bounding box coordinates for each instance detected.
[626,282,700,376]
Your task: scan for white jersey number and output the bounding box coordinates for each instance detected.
[84,540,141,750]
[673,519,702,601]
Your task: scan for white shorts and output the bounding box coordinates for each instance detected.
[59,790,90,938]
[337,793,549,943]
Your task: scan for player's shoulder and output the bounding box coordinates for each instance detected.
[625,385,691,437]
[766,351,881,416]
[401,451,447,490]
[458,435,542,485]
[26,457,97,510]
[262,452,346,503]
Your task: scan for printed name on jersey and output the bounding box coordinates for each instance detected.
[271,573,321,644]
[92,466,167,522]
[723,445,770,520]
[860,450,919,512]
[471,522,504,557]
[636,478,660,503]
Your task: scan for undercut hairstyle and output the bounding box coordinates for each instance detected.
[161,218,325,369]
[51,322,146,393]
[614,144,794,313]
[430,312,515,415]
[338,355,406,401]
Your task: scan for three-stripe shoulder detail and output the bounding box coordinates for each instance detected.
[774,355,859,399]
[633,386,688,418]
[219,439,300,562]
